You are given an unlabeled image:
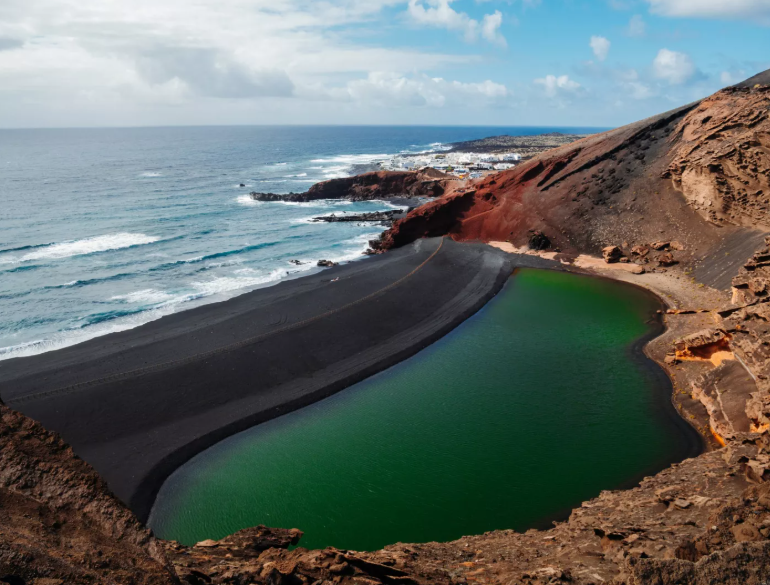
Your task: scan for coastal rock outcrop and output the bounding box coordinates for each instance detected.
[250,169,449,203]
[310,209,405,226]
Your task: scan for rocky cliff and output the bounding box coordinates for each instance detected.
[2,397,769,585]
[375,75,769,260]
[249,169,449,202]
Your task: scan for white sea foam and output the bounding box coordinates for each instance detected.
[383,201,411,210]
[8,233,160,263]
[141,172,163,177]
[310,154,389,164]
[110,289,178,305]
[0,265,313,361]
[343,232,382,246]
[284,173,308,178]
[236,195,261,206]
[0,306,180,361]
[189,267,302,298]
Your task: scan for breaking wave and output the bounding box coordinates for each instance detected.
[2,233,161,264]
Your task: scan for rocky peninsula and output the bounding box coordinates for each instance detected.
[249,168,449,203]
[0,70,769,584]
[447,131,589,158]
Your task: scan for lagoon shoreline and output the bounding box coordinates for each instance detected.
[0,237,567,523]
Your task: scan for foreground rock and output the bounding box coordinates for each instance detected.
[310,209,405,226]
[0,405,176,585]
[250,169,449,202]
[2,398,770,585]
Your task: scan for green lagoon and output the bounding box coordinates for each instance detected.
[149,269,699,550]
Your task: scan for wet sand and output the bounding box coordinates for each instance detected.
[0,238,552,522]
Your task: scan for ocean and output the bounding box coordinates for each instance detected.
[0,125,603,360]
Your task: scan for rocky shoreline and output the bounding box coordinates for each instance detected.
[249,168,448,203]
[309,209,407,226]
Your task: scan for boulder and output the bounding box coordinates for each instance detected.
[317,259,339,267]
[528,230,551,251]
[603,246,623,263]
[658,252,677,266]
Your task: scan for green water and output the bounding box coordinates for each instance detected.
[149,269,697,550]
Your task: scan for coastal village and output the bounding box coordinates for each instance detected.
[378,132,588,179]
[380,150,522,179]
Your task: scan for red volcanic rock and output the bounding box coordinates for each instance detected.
[378,75,770,260]
[372,188,478,251]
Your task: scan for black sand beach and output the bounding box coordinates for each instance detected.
[0,238,551,521]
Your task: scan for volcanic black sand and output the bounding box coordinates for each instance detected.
[0,238,557,522]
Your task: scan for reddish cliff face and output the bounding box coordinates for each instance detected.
[378,78,770,261]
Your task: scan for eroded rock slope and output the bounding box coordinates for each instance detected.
[375,78,769,261]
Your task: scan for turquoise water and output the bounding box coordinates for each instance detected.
[149,268,697,551]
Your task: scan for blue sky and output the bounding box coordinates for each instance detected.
[0,0,767,128]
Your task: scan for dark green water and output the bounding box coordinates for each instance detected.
[149,269,698,550]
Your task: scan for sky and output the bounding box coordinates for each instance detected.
[0,0,768,129]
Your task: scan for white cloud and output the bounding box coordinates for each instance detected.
[720,69,747,86]
[534,74,581,98]
[652,48,696,85]
[0,0,508,126]
[589,36,610,62]
[644,0,770,21]
[406,0,507,46]
[326,71,510,107]
[627,15,646,37]
[624,81,656,100]
[481,11,506,46]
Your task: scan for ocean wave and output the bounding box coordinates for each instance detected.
[83,308,147,327]
[194,258,244,273]
[4,233,161,263]
[110,289,180,305]
[146,241,279,273]
[342,232,382,246]
[140,172,163,177]
[0,264,44,273]
[44,272,135,290]
[0,242,53,254]
[284,173,308,178]
[236,195,261,207]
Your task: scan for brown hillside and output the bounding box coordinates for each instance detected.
[377,76,770,273]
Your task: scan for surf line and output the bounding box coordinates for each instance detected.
[8,238,445,407]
